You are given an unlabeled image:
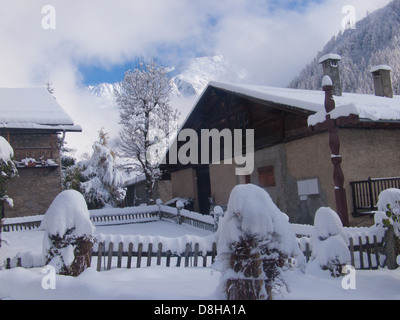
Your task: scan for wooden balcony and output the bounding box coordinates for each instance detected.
[350,177,400,216]
[13,147,58,168]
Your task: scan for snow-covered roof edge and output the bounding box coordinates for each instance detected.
[207,81,323,113]
[0,123,82,132]
[208,81,400,127]
[0,87,81,132]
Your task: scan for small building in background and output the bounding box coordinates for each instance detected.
[0,87,81,217]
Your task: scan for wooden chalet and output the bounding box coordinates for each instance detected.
[161,61,400,226]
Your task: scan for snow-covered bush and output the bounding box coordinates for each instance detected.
[0,136,18,248]
[41,190,95,276]
[311,207,350,277]
[375,188,400,268]
[0,136,18,209]
[212,206,224,232]
[376,188,400,235]
[217,184,304,300]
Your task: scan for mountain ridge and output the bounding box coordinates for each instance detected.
[289,0,400,94]
[86,54,247,101]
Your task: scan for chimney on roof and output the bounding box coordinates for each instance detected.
[370,65,393,98]
[319,53,342,96]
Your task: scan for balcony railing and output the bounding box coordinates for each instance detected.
[350,177,400,216]
[13,147,57,168]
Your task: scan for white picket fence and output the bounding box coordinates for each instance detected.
[1,206,391,271]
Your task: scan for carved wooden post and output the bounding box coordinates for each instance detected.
[310,77,359,227]
[323,82,350,227]
[0,203,4,248]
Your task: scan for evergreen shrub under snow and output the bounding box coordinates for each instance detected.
[311,207,351,277]
[217,184,304,300]
[41,190,95,276]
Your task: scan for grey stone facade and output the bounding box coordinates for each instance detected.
[1,131,62,218]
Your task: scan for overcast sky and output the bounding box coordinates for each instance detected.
[0,0,391,156]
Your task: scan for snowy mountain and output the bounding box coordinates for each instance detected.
[87,54,247,101]
[87,82,120,99]
[289,0,400,94]
[170,55,247,97]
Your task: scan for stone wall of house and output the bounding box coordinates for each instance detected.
[285,132,331,224]
[4,167,62,218]
[340,128,400,225]
[6,132,60,161]
[170,168,199,211]
[209,162,238,208]
[286,129,400,227]
[1,131,62,218]
[167,128,400,226]
[157,180,172,204]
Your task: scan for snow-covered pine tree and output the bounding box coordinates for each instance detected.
[79,128,125,209]
[115,59,179,204]
[0,136,18,247]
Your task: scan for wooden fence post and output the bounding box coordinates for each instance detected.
[97,242,104,272]
[117,242,123,268]
[373,236,380,268]
[383,225,399,270]
[137,243,143,268]
[0,203,4,248]
[349,237,355,268]
[127,243,133,269]
[157,243,163,266]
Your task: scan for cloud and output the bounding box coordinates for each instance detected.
[211,0,392,86]
[0,0,392,155]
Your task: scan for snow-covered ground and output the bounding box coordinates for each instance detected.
[1,219,400,300]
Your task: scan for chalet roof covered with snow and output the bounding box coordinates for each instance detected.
[202,81,400,127]
[0,87,82,132]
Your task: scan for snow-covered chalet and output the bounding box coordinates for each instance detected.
[0,88,81,218]
[161,55,400,227]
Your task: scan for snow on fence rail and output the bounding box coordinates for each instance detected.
[93,233,217,271]
[2,205,393,271]
[297,235,385,270]
[1,205,215,232]
[349,235,383,270]
[1,215,43,232]
[3,233,386,271]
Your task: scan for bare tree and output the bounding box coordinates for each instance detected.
[115,59,179,204]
